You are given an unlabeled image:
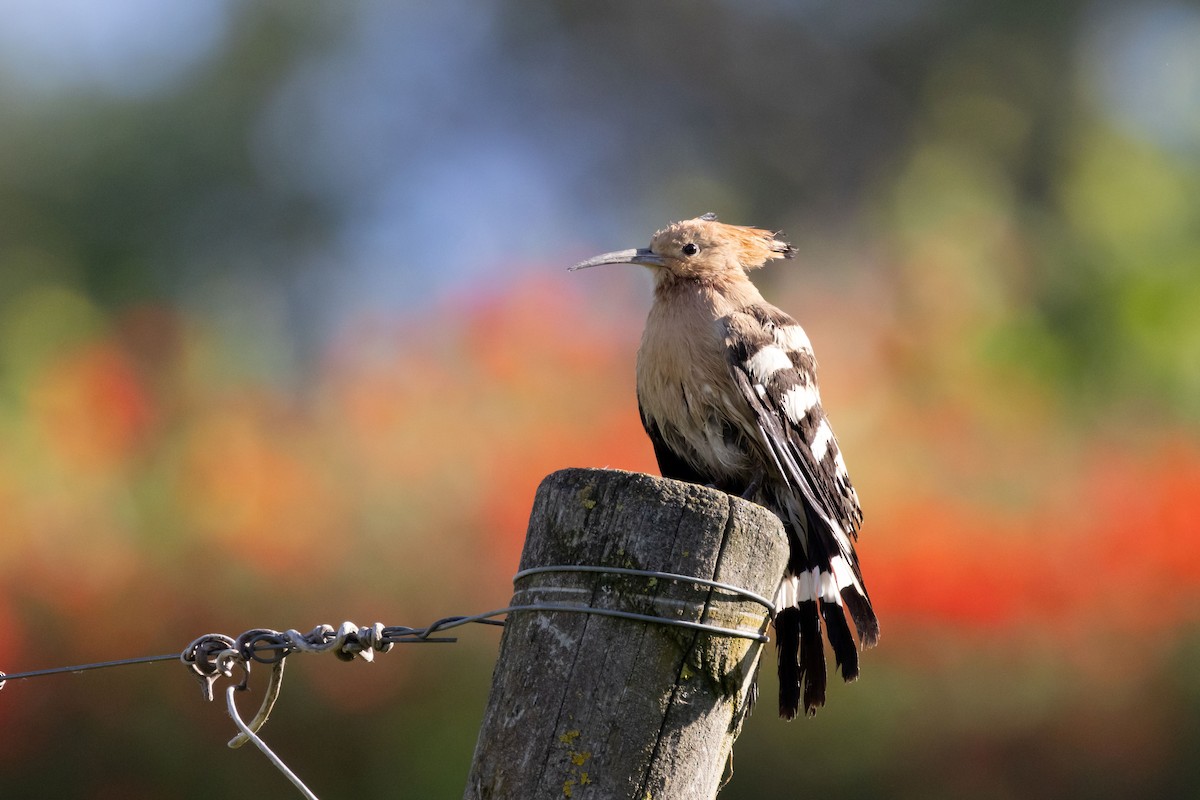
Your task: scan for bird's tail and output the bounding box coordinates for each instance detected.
[774,537,878,719]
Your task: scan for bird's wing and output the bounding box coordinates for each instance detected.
[724,303,879,713]
[722,304,864,545]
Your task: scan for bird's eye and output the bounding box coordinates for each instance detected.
[682,243,699,256]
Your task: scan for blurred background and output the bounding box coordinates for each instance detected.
[1,1,1199,797]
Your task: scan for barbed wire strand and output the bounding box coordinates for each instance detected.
[1,565,776,799]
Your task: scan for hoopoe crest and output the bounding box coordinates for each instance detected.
[571,213,878,718]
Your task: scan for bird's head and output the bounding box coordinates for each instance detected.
[569,213,795,284]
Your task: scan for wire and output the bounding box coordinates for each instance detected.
[226,685,319,800]
[0,565,772,687]
[513,564,778,616]
[1,563,775,800]
[0,653,179,686]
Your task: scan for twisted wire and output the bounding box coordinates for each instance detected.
[1,565,775,800]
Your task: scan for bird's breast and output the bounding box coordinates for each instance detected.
[636,298,755,483]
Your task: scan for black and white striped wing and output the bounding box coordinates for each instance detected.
[723,304,877,641]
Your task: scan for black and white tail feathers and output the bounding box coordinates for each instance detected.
[771,495,878,718]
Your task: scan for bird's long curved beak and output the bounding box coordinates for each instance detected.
[568,247,665,271]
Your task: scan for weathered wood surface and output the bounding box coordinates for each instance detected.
[464,467,788,800]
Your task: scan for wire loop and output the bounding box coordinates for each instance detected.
[510,564,776,642]
[181,634,240,701]
[514,564,777,613]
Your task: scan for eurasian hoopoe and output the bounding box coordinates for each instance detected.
[570,213,878,718]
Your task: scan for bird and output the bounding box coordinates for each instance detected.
[569,213,878,718]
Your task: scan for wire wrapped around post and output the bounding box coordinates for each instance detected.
[464,467,790,800]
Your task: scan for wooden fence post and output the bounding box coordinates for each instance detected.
[464,467,788,800]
